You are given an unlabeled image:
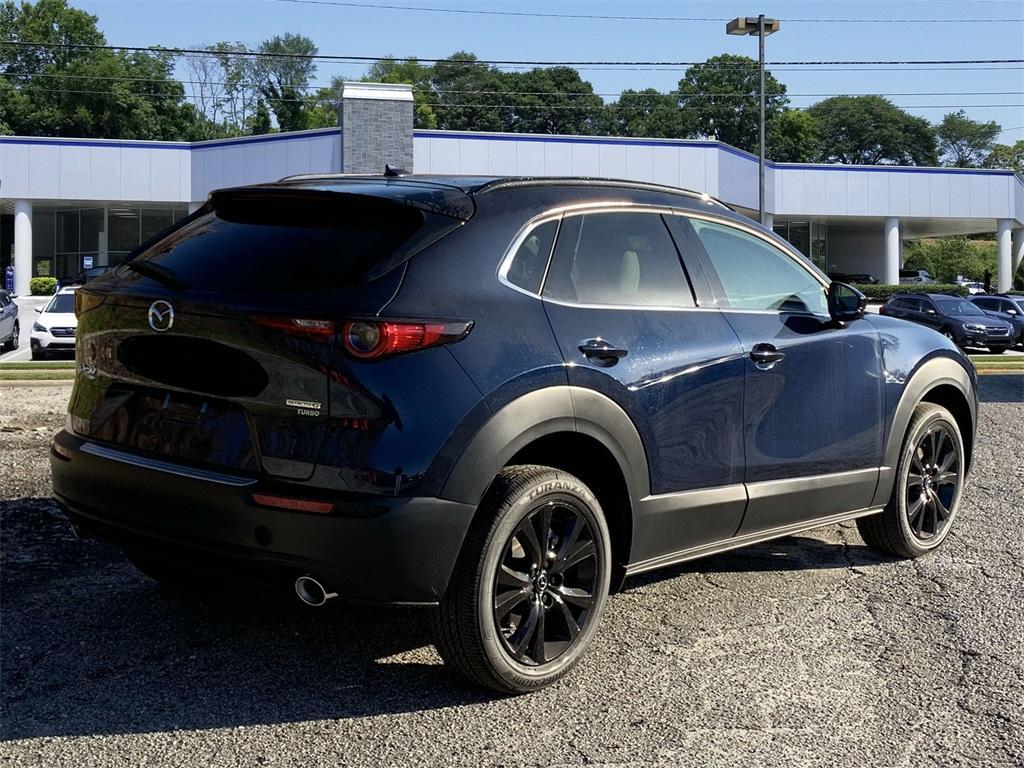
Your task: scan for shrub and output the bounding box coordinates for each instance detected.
[902,236,996,284]
[29,277,58,295]
[852,283,969,302]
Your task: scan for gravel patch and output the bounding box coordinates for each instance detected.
[1,380,1022,767]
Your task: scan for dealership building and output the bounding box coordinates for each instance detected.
[1,81,1022,296]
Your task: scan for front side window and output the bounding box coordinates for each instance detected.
[506,219,557,295]
[543,212,694,308]
[688,218,828,314]
[935,298,983,316]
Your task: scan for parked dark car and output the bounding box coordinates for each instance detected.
[0,289,18,352]
[828,271,879,284]
[969,294,1024,348]
[52,175,978,693]
[880,293,1015,352]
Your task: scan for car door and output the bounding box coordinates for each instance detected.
[916,297,945,330]
[673,214,884,534]
[537,207,748,561]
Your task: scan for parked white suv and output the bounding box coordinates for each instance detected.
[30,287,77,360]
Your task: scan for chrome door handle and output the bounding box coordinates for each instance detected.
[750,343,785,369]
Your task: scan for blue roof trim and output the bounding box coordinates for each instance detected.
[0,136,189,151]
[191,128,338,151]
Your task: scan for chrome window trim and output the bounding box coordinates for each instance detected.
[496,201,829,318]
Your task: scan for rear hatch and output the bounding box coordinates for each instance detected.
[69,180,472,481]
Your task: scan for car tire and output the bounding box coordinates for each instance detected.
[430,465,612,694]
[987,347,1006,354]
[1,322,17,352]
[857,403,965,559]
[30,347,46,360]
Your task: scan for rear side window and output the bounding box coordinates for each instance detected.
[506,219,557,295]
[127,194,443,293]
[542,212,695,308]
[688,218,827,314]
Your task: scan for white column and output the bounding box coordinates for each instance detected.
[1012,228,1024,280]
[996,218,1013,292]
[884,217,900,285]
[13,200,32,297]
[762,212,774,230]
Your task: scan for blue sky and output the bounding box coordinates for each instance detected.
[75,0,1024,140]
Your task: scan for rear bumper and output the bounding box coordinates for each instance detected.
[50,430,476,604]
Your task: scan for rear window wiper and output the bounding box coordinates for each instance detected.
[126,260,187,292]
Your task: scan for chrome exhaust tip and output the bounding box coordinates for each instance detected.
[294,575,338,607]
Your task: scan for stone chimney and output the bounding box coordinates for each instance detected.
[338,82,414,174]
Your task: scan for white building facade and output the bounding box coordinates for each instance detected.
[1,82,1022,295]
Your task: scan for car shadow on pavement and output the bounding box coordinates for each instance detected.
[621,533,895,593]
[0,498,495,742]
[976,374,1024,403]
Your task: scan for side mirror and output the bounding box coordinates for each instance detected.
[1008,309,1019,316]
[827,282,866,323]
[35,307,42,314]
[926,309,937,315]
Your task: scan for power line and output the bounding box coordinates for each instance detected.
[9,84,1022,112]
[1,40,1021,68]
[268,0,1024,24]
[3,71,1020,100]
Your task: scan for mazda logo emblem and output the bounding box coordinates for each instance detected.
[147,300,174,332]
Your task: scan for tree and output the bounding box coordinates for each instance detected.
[504,67,607,135]
[903,236,996,283]
[809,96,938,166]
[609,88,683,138]
[984,140,1024,176]
[214,42,260,134]
[935,110,1000,167]
[255,33,316,132]
[767,109,820,162]
[676,54,787,153]
[0,0,204,140]
[430,52,510,133]
[248,99,272,135]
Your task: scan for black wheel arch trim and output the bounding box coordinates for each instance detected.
[440,385,650,508]
[872,353,977,508]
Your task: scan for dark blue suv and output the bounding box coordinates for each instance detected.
[52,176,978,693]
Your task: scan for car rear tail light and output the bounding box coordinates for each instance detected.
[252,493,334,514]
[252,316,335,341]
[74,291,104,318]
[342,320,473,360]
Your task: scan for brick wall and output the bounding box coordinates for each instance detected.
[340,98,414,174]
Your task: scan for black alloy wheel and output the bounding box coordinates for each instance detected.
[857,402,965,558]
[493,499,598,667]
[431,465,611,694]
[905,422,959,542]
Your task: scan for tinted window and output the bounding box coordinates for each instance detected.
[543,212,694,307]
[0,293,8,308]
[973,298,994,310]
[46,293,76,314]
[129,195,437,293]
[506,219,557,295]
[935,298,984,316]
[688,218,828,314]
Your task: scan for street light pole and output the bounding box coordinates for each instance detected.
[726,15,780,226]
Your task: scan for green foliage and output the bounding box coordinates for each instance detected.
[810,96,938,166]
[29,277,57,295]
[903,237,996,283]
[610,88,684,138]
[984,140,1024,176]
[0,0,202,140]
[676,54,788,154]
[768,109,821,162]
[852,283,969,301]
[505,67,607,135]
[430,52,511,133]
[248,99,273,134]
[936,110,1000,168]
[256,33,317,132]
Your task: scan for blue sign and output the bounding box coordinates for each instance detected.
[82,256,94,270]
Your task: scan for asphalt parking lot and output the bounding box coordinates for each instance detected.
[1,380,1022,767]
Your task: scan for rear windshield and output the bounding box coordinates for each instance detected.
[46,293,75,313]
[128,194,437,293]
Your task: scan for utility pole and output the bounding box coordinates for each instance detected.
[727,15,780,226]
